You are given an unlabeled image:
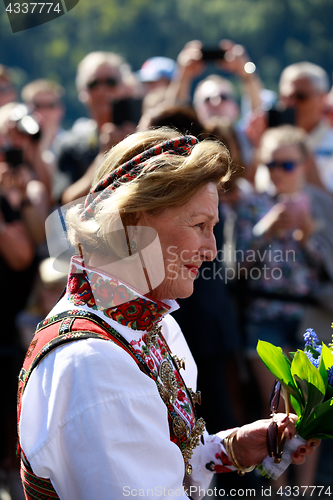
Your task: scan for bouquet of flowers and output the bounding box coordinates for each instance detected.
[256,328,333,479]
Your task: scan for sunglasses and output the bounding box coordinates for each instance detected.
[267,380,289,463]
[204,93,233,104]
[266,160,300,172]
[87,77,119,90]
[289,91,314,102]
[33,102,60,110]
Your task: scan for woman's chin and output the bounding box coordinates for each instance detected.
[150,281,195,301]
[173,282,195,300]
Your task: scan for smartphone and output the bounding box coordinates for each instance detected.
[4,148,24,168]
[112,98,143,126]
[200,47,226,61]
[267,107,295,128]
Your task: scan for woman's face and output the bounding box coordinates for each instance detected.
[83,63,125,125]
[265,144,306,194]
[138,182,219,301]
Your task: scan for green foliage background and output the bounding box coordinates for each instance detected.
[1,0,333,124]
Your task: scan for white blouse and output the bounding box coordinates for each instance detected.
[19,277,236,500]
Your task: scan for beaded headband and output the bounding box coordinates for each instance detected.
[80,135,199,221]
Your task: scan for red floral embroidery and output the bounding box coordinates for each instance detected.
[67,261,169,331]
[206,452,233,474]
[215,451,233,473]
[68,275,81,294]
[113,285,132,305]
[93,281,115,307]
[157,337,164,349]
[106,298,161,331]
[177,389,186,402]
[68,272,96,306]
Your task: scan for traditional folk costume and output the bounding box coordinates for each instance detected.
[18,257,239,499]
[17,136,240,499]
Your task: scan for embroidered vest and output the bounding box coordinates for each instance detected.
[17,309,205,500]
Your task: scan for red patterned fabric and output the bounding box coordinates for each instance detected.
[80,135,198,220]
[67,258,170,331]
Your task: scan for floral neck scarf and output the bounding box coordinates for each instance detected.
[67,257,173,332]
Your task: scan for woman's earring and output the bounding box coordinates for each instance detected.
[129,240,138,254]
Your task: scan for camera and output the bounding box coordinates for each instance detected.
[111,98,143,127]
[4,147,24,168]
[267,104,295,128]
[200,46,227,61]
[9,104,41,141]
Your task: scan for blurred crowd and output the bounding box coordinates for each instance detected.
[2,40,333,498]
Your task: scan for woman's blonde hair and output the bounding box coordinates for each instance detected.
[66,127,233,258]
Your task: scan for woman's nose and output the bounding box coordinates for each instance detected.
[202,233,217,261]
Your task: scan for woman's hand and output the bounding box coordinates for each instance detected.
[217,40,251,79]
[252,203,293,238]
[232,414,320,468]
[176,40,206,81]
[291,438,320,465]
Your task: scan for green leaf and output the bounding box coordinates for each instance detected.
[319,349,328,393]
[291,351,326,436]
[321,343,333,370]
[298,398,333,439]
[257,341,302,404]
[290,394,302,417]
[291,350,325,401]
[325,385,333,400]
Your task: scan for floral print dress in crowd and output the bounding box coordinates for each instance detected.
[234,191,325,324]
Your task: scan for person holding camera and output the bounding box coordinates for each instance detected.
[21,79,66,156]
[279,62,333,192]
[0,102,50,218]
[59,51,140,205]
[0,119,47,499]
[21,79,70,203]
[166,39,262,120]
[247,62,333,193]
[165,39,262,185]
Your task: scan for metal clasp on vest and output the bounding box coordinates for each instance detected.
[171,354,186,371]
[188,388,202,405]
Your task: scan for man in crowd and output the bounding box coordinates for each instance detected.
[137,56,176,93]
[58,51,138,204]
[22,79,65,156]
[279,62,333,192]
[21,79,67,201]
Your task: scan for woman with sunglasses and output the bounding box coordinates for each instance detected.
[234,124,333,489]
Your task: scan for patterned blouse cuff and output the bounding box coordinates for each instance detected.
[202,429,239,474]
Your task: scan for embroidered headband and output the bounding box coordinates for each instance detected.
[80,135,199,221]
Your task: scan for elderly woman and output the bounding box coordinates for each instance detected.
[17,128,316,500]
